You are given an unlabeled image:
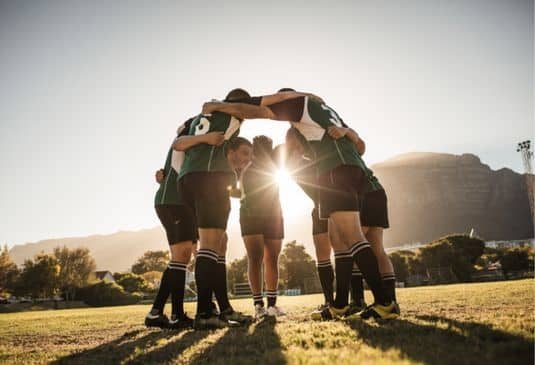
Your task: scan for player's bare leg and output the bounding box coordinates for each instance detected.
[264,238,284,316]
[244,234,265,318]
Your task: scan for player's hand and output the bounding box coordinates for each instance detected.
[203,131,225,146]
[202,101,223,114]
[327,126,348,140]
[155,169,165,184]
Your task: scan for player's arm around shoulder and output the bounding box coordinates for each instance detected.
[172,131,225,151]
[202,101,275,120]
[327,126,366,155]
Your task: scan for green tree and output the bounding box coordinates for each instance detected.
[0,245,19,295]
[389,251,410,283]
[131,250,169,274]
[77,281,142,307]
[16,253,60,299]
[279,241,316,292]
[227,255,248,293]
[418,234,485,282]
[116,273,150,293]
[53,246,96,301]
[500,247,532,276]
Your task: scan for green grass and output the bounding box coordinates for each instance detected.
[0,280,533,364]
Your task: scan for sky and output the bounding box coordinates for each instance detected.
[0,0,533,249]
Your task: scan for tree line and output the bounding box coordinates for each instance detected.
[1,234,533,307]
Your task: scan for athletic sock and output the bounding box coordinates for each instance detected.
[151,267,171,314]
[215,255,232,312]
[350,265,364,305]
[266,290,277,307]
[317,259,334,305]
[195,249,219,317]
[168,261,187,317]
[350,241,388,305]
[253,293,264,307]
[333,251,353,309]
[382,272,397,302]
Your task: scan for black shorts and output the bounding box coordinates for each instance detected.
[360,189,390,228]
[317,165,368,219]
[179,172,233,230]
[240,215,284,240]
[311,206,328,235]
[155,204,198,245]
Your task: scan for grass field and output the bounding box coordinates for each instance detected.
[0,279,533,365]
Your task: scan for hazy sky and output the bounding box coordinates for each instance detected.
[1,0,533,249]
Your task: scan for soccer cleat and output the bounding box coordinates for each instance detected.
[310,305,349,321]
[393,302,401,316]
[345,300,367,318]
[359,301,400,320]
[266,305,286,317]
[193,314,239,330]
[254,304,267,320]
[168,313,194,330]
[145,312,170,328]
[219,307,253,324]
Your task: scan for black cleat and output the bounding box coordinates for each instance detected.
[168,313,194,330]
[219,307,253,324]
[345,300,367,318]
[145,312,170,328]
[359,302,399,320]
[194,313,240,330]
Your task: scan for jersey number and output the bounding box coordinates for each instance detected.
[194,117,210,135]
[321,104,343,127]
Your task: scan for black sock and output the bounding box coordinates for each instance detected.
[333,251,353,309]
[266,290,277,307]
[350,265,364,305]
[382,273,397,302]
[195,249,218,317]
[215,255,232,312]
[317,259,334,305]
[151,267,171,314]
[168,261,187,317]
[350,241,388,305]
[253,293,264,307]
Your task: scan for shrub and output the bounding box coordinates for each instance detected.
[77,281,141,307]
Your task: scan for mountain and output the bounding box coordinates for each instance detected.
[9,152,534,271]
[373,152,533,246]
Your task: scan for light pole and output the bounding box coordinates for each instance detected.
[517,140,535,234]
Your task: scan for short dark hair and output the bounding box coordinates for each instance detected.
[226,136,252,155]
[278,88,296,92]
[224,88,251,102]
[285,127,301,141]
[252,135,273,160]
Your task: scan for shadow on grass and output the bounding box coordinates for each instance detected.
[188,316,286,365]
[347,314,533,365]
[55,328,210,365]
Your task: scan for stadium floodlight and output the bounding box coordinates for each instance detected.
[517,140,535,234]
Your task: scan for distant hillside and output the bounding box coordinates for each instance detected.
[373,152,534,246]
[9,228,168,272]
[9,152,534,271]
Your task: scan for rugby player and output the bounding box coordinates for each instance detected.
[145,118,224,329]
[176,89,294,329]
[205,90,398,320]
[239,135,285,319]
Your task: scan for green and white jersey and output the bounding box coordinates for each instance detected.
[154,147,184,206]
[154,120,191,206]
[269,96,384,192]
[178,111,241,179]
[294,96,369,176]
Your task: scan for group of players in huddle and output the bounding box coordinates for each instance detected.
[146,88,400,330]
